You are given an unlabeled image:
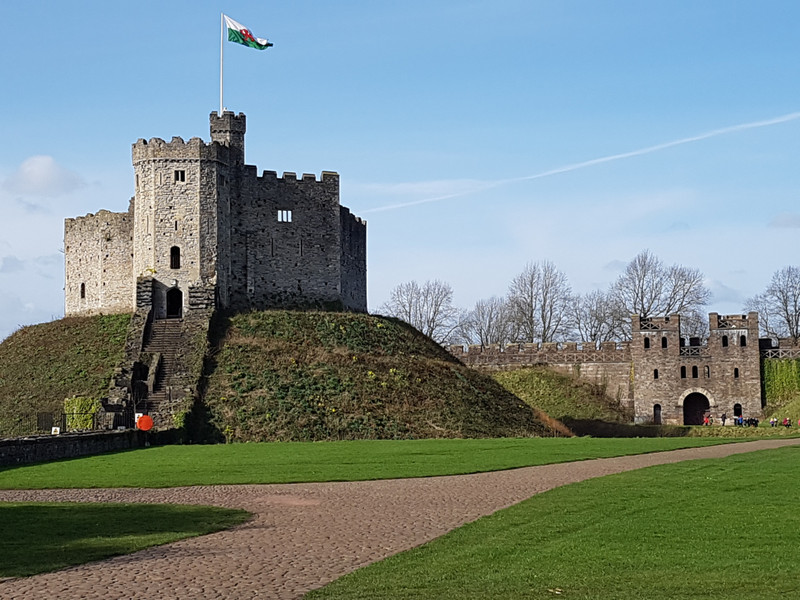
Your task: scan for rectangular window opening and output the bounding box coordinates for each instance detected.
[174,170,186,182]
[278,210,292,223]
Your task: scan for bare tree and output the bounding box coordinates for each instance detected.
[744,266,800,342]
[608,250,711,338]
[572,290,617,342]
[508,261,574,343]
[380,279,461,343]
[458,296,512,346]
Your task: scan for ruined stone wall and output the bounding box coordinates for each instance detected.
[64,208,134,316]
[340,207,367,311]
[228,170,344,310]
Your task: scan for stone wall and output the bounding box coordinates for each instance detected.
[228,170,344,310]
[340,207,368,311]
[0,430,151,467]
[64,207,134,316]
[449,341,633,408]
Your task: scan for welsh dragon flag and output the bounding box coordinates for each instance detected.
[224,15,273,50]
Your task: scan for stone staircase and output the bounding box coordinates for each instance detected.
[141,318,187,424]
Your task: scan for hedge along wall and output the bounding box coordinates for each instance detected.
[762,358,800,407]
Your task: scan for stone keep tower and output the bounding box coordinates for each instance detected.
[65,112,367,319]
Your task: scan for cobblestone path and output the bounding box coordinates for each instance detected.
[1,438,798,599]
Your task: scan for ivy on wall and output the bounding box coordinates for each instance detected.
[63,396,101,431]
[762,358,800,407]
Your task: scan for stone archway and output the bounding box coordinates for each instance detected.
[166,287,183,318]
[683,392,710,425]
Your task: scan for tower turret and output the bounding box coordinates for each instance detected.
[210,111,246,165]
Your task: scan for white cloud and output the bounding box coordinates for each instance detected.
[2,155,86,197]
[0,255,24,273]
[768,212,800,228]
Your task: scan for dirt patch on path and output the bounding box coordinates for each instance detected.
[2,438,798,599]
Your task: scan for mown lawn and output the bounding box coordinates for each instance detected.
[0,437,738,489]
[0,503,249,578]
[308,446,800,600]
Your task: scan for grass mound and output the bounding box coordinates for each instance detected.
[197,311,567,442]
[493,366,632,423]
[0,314,130,436]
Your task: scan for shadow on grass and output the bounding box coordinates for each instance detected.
[0,502,250,578]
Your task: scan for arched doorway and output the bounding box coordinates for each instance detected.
[683,392,710,425]
[653,404,662,425]
[166,287,183,318]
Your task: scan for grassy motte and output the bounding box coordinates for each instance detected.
[0,314,130,435]
[0,437,736,489]
[197,311,567,441]
[0,502,250,578]
[493,366,632,422]
[308,446,800,599]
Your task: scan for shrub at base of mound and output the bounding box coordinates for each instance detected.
[196,311,568,442]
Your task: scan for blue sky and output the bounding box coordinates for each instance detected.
[1,1,800,340]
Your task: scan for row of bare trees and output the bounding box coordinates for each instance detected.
[382,252,800,346]
[381,250,716,345]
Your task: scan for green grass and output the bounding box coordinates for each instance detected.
[0,314,130,436]
[308,446,800,600]
[493,366,632,423]
[198,311,565,442]
[0,437,738,489]
[0,502,250,578]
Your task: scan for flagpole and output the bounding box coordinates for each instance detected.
[219,13,224,115]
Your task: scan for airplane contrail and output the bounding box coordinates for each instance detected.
[362,111,800,214]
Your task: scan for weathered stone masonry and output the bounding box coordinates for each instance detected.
[65,111,367,319]
[451,312,787,426]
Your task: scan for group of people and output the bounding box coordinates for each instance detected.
[702,413,799,427]
[702,413,760,427]
[768,417,799,427]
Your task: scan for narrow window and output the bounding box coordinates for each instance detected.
[704,366,710,378]
[278,210,292,223]
[681,366,686,379]
[661,336,668,349]
[175,221,178,231]
[80,283,85,299]
[734,368,740,379]
[170,246,181,269]
[644,337,651,349]
[740,335,747,347]
[722,335,729,348]
[174,170,186,182]
[692,366,698,379]
[653,369,659,380]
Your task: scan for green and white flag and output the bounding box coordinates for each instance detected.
[224,15,273,50]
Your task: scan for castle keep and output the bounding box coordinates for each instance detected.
[65,112,367,319]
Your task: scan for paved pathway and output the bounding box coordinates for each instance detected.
[1,438,798,599]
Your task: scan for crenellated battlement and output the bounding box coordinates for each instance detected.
[132,135,231,163]
[709,312,759,331]
[632,314,680,332]
[449,340,632,365]
[255,170,340,184]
